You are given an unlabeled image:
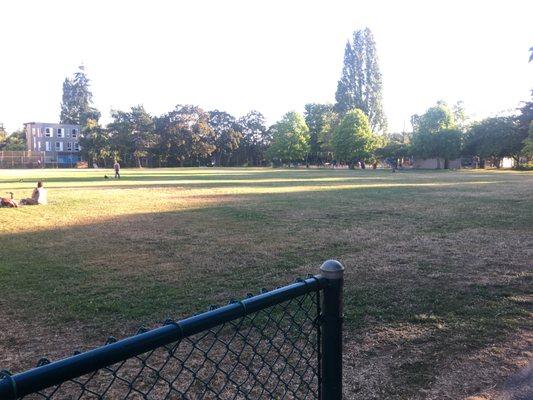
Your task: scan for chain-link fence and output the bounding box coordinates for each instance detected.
[0,151,44,168]
[0,261,345,400]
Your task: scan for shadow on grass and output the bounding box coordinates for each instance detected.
[0,177,531,396]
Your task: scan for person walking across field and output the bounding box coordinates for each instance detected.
[114,161,121,179]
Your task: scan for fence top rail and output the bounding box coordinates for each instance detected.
[0,274,328,399]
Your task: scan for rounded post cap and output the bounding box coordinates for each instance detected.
[320,259,345,279]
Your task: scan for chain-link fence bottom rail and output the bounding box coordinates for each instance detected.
[7,290,321,400]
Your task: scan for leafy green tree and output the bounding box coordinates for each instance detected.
[411,102,455,135]
[234,111,269,166]
[517,92,533,137]
[376,132,411,165]
[60,65,100,126]
[522,122,533,157]
[410,102,462,168]
[0,129,26,151]
[331,108,379,165]
[452,101,468,130]
[0,124,7,147]
[107,105,155,167]
[304,103,337,164]
[266,112,309,165]
[208,110,242,166]
[154,105,216,167]
[335,28,386,133]
[464,116,524,167]
[79,120,112,167]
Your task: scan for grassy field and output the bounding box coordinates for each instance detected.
[0,167,531,399]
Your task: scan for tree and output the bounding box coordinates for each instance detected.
[334,41,356,114]
[0,124,7,147]
[452,101,468,130]
[60,65,100,126]
[208,110,242,166]
[234,111,269,166]
[376,132,411,167]
[335,28,387,133]
[79,120,112,167]
[410,102,462,168]
[108,105,155,167]
[331,108,379,165]
[464,116,524,167]
[361,28,386,133]
[266,112,309,165]
[517,92,533,137]
[411,102,455,135]
[304,103,337,164]
[154,105,216,167]
[522,122,533,157]
[0,129,26,151]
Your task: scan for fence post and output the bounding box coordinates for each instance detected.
[320,259,344,400]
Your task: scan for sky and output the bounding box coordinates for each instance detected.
[1,0,532,134]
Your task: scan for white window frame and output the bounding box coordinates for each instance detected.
[32,128,36,136]
[45,127,53,137]
[45,141,51,151]
[71,128,77,138]
[74,142,80,151]
[37,141,41,151]
[57,128,64,138]
[67,142,72,151]
[55,141,63,151]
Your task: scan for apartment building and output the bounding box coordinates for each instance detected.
[25,122,82,166]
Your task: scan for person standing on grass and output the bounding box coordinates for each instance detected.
[114,161,121,179]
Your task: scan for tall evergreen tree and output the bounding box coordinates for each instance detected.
[361,28,386,133]
[334,41,356,114]
[60,65,100,126]
[335,28,387,133]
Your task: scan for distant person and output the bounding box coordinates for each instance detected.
[114,161,121,179]
[20,181,47,205]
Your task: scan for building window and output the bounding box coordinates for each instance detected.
[33,141,37,150]
[71,128,77,137]
[66,129,70,138]
[74,142,80,151]
[57,128,63,138]
[38,142,41,151]
[55,141,63,151]
[32,128,36,136]
[45,141,51,151]
[67,142,72,151]
[45,127,53,137]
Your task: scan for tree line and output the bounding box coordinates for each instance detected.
[3,28,532,168]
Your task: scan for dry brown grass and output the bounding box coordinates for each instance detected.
[0,167,531,399]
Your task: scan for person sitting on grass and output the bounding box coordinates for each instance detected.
[20,181,47,205]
